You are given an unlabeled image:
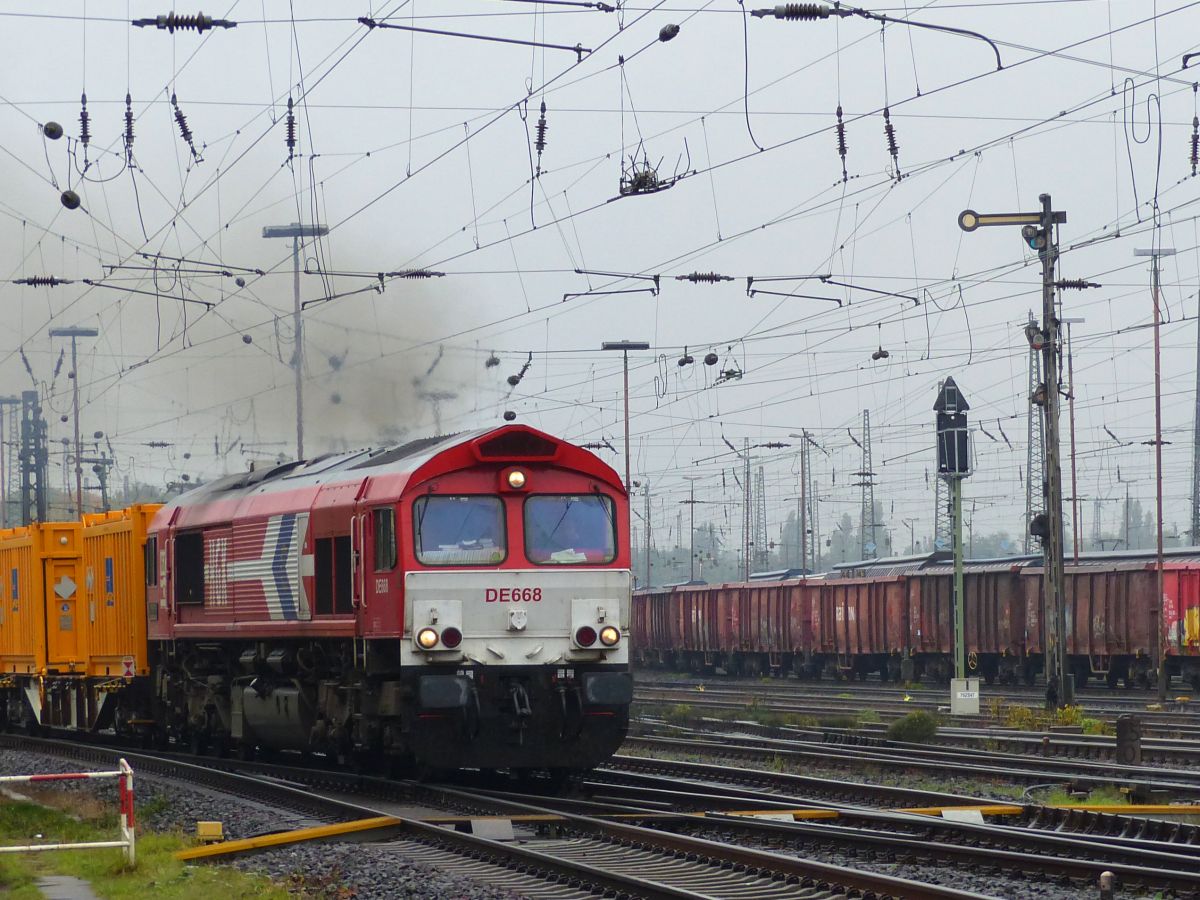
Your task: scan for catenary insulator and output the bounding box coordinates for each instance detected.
[123,92,135,158]
[285,97,297,159]
[537,103,549,157]
[1191,115,1199,177]
[79,93,90,147]
[675,272,733,283]
[883,107,900,178]
[751,4,831,20]
[387,269,446,279]
[1054,279,1101,290]
[14,276,74,287]
[131,12,237,32]
[835,105,848,182]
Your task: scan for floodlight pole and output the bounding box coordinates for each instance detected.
[263,222,329,460]
[601,340,649,491]
[1136,246,1176,702]
[48,326,98,516]
[682,475,702,580]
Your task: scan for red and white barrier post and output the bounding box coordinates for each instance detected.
[0,758,136,867]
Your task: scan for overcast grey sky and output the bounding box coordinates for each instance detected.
[1,0,1198,553]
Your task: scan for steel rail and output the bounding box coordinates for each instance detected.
[0,735,983,899]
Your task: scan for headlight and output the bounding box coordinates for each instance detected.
[507,469,526,489]
[599,625,620,647]
[440,626,463,649]
[575,625,597,647]
[416,627,439,649]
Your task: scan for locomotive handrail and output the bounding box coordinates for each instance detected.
[350,513,362,608]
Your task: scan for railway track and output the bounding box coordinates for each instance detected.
[637,676,1200,721]
[575,757,1200,895]
[635,683,1200,741]
[637,710,1200,770]
[623,729,1200,799]
[0,734,985,899]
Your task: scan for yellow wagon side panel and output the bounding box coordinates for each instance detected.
[0,527,45,675]
[81,505,160,677]
[41,522,85,674]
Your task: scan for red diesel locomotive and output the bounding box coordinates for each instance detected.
[146,424,633,773]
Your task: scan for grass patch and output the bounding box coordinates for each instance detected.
[856,709,882,725]
[1043,786,1128,807]
[663,703,695,725]
[0,797,288,900]
[886,710,940,743]
[987,700,1111,733]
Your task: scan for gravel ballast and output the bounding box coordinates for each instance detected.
[0,748,524,899]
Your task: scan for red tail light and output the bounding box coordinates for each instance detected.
[441,626,463,649]
[575,625,597,647]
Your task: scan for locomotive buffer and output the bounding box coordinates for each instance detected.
[935,377,977,716]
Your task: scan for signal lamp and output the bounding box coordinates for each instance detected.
[507,470,527,489]
[599,626,621,647]
[575,625,597,647]
[416,627,439,649]
[440,626,463,649]
[1024,323,1046,351]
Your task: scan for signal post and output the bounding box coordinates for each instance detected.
[935,377,976,716]
[959,197,1073,709]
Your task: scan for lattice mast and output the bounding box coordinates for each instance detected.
[1193,310,1200,543]
[753,465,769,570]
[934,476,953,551]
[856,409,879,559]
[1025,311,1046,553]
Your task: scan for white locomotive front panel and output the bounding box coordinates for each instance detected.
[402,568,631,667]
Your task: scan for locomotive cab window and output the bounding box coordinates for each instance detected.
[373,507,396,571]
[413,495,506,565]
[525,494,616,565]
[144,535,158,587]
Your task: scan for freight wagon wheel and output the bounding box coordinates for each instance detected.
[414,764,449,783]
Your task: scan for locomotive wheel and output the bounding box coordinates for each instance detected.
[187,731,205,756]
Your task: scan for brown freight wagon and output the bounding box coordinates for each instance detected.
[907,558,1031,685]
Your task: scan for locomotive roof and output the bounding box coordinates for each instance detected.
[173,430,472,501]
[155,425,625,529]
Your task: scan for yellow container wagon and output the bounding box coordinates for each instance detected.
[80,505,160,679]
